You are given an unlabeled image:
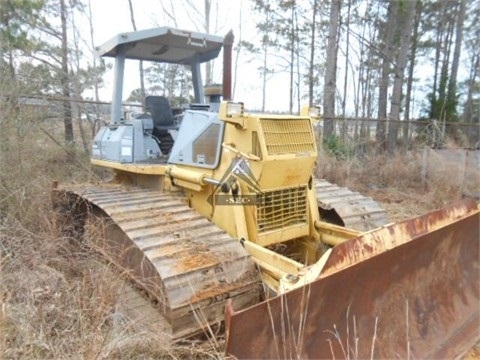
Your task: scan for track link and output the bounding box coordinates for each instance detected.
[55,184,263,339]
[315,178,389,231]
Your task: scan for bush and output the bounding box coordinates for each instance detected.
[323,135,352,160]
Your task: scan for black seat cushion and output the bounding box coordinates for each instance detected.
[145,96,174,127]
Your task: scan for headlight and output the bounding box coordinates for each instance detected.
[308,105,322,119]
[219,101,245,128]
[225,101,244,117]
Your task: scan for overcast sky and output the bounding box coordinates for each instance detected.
[84,0,293,111]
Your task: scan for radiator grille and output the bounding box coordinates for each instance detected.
[260,119,315,155]
[257,186,308,233]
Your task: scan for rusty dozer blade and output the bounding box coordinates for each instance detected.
[225,199,480,359]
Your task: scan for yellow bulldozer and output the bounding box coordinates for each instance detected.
[53,27,479,358]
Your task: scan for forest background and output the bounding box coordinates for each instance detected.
[1,0,479,155]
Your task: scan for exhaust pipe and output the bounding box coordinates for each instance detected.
[223,30,234,101]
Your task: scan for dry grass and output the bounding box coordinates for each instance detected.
[1,106,478,358]
[0,117,224,359]
[318,148,480,221]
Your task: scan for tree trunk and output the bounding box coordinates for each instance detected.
[341,0,351,142]
[464,53,479,122]
[71,9,89,155]
[357,1,375,154]
[87,0,101,136]
[0,52,16,157]
[60,0,73,144]
[464,52,479,145]
[295,8,301,114]
[323,0,341,141]
[437,18,454,121]
[430,1,456,121]
[289,3,295,113]
[261,42,268,112]
[308,0,318,106]
[446,0,466,120]
[376,1,398,153]
[387,0,416,155]
[430,5,445,117]
[404,0,422,142]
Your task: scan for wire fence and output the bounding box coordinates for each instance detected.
[320,116,480,152]
[4,94,480,153]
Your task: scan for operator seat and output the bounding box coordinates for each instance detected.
[145,95,177,156]
[145,96,175,129]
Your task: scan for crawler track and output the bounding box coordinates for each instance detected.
[315,178,389,230]
[53,180,387,339]
[54,184,263,339]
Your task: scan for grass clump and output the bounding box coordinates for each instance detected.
[0,113,227,358]
[318,147,479,220]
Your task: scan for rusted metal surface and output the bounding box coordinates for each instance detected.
[226,199,479,359]
[54,184,263,339]
[315,178,389,231]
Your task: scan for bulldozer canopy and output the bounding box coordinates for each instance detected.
[95,26,224,64]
